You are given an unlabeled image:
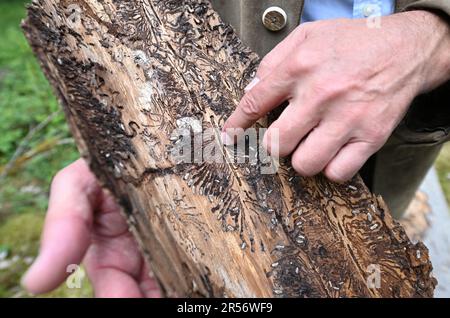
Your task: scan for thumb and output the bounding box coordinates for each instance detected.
[22,159,99,294]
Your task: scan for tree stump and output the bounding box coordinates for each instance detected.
[22,0,436,297]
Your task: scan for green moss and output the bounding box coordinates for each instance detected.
[0,213,43,297]
[0,0,79,216]
[0,0,88,298]
[0,212,44,253]
[0,213,93,298]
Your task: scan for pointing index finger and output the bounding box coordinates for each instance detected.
[223,64,294,134]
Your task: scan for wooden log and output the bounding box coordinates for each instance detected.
[22,0,436,297]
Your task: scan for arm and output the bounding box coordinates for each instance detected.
[405,9,450,92]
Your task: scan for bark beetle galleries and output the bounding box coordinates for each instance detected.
[22,0,436,297]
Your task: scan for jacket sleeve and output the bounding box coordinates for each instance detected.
[393,1,450,144]
[400,0,450,18]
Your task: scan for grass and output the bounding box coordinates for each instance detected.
[0,0,79,215]
[0,213,43,297]
[0,212,93,298]
[0,0,91,297]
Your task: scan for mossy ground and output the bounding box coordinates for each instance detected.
[0,212,93,297]
[0,0,92,297]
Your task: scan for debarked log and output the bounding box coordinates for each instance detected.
[22,0,436,297]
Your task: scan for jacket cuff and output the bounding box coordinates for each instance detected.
[400,0,450,21]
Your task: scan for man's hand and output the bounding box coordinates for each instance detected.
[223,10,450,182]
[21,159,161,298]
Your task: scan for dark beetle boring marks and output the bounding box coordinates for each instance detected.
[23,0,436,298]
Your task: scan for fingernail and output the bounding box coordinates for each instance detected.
[244,77,260,93]
[221,131,235,146]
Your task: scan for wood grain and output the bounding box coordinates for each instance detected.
[22,0,436,297]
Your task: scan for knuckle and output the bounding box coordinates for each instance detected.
[365,124,390,147]
[52,166,73,186]
[292,49,319,75]
[258,57,273,74]
[239,92,262,119]
[344,109,364,127]
[51,160,86,188]
[290,54,312,76]
[310,79,347,102]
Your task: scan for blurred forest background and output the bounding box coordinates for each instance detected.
[0,0,91,297]
[0,0,449,298]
